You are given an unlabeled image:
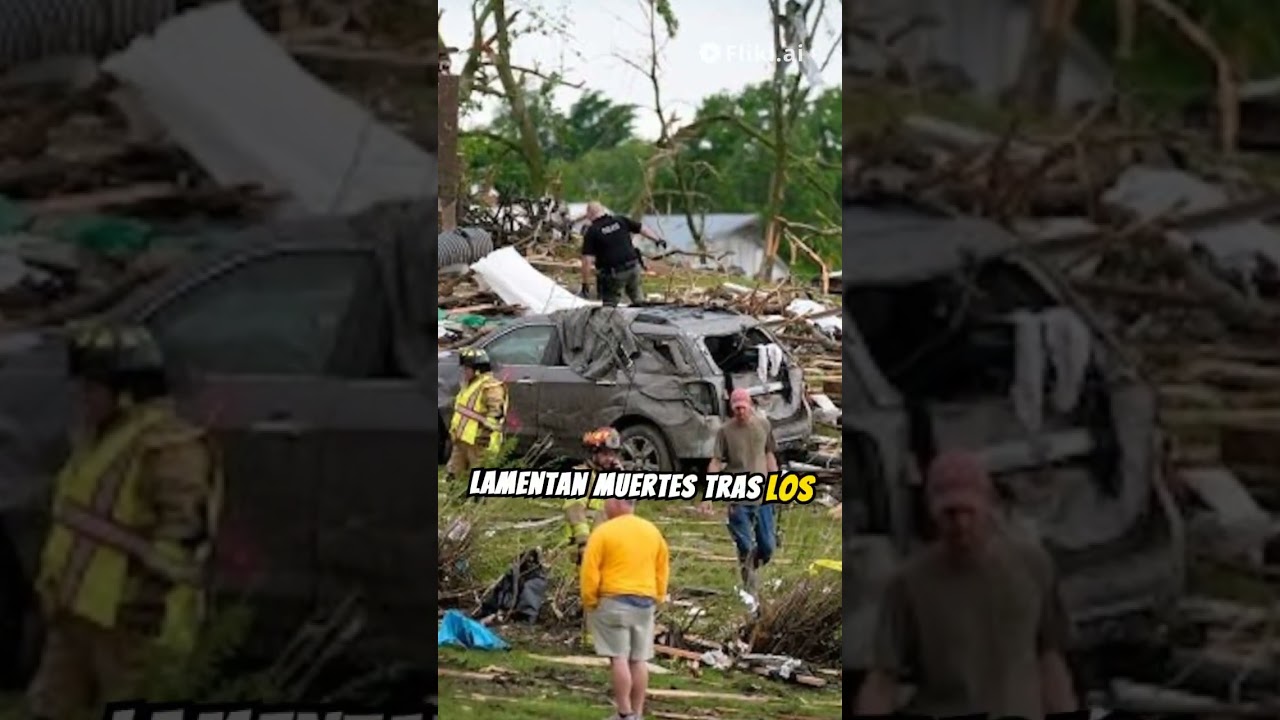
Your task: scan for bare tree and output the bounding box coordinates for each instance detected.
[1012,0,1082,114]
[1139,0,1239,155]
[450,0,584,194]
[614,0,721,252]
[757,0,839,281]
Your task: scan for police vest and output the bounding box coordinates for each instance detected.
[450,373,508,450]
[36,402,223,653]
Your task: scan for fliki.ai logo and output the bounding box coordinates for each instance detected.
[103,704,438,720]
[697,41,824,89]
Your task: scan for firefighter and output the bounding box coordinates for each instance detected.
[563,426,626,649]
[563,427,625,565]
[27,322,222,720]
[447,348,508,491]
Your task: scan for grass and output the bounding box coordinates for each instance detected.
[437,469,844,718]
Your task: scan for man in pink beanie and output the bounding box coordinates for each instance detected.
[702,388,779,592]
[855,449,1079,719]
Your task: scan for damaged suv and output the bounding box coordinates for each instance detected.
[438,305,813,469]
[841,201,1185,668]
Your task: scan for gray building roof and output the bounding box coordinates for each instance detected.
[640,213,759,252]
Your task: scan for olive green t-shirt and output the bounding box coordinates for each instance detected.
[713,413,776,471]
[870,533,1072,720]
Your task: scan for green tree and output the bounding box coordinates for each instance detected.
[461,82,840,268]
[553,90,637,161]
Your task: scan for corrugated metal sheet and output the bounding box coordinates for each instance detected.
[101,1,435,216]
[842,204,1018,286]
[0,0,179,69]
[640,213,758,252]
[846,0,1110,108]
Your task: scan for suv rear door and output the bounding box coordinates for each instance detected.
[476,323,555,448]
[127,246,369,651]
[310,255,435,662]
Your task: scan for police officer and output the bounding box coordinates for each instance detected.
[579,201,665,306]
[563,427,626,565]
[447,348,508,489]
[28,323,222,720]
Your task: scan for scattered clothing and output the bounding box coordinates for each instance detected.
[438,609,509,651]
[755,343,785,381]
[1009,307,1092,434]
[477,549,547,623]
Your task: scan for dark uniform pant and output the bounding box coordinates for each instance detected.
[596,264,643,306]
[28,613,149,720]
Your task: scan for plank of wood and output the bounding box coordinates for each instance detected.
[654,644,704,662]
[647,688,770,702]
[30,183,182,214]
[527,653,670,674]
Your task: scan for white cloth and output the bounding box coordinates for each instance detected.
[755,343,785,381]
[1009,308,1093,433]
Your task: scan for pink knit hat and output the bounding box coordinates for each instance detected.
[730,388,752,410]
[926,450,993,515]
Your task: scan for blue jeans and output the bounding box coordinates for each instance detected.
[727,503,776,565]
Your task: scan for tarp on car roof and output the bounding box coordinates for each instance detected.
[554,307,642,381]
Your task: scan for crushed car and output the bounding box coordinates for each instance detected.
[438,305,815,470]
[840,198,1185,669]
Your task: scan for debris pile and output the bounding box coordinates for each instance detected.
[848,106,1280,711]
[745,574,841,667]
[850,111,1280,511]
[0,2,436,329]
[441,200,842,424]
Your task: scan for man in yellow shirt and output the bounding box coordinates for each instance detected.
[580,498,669,720]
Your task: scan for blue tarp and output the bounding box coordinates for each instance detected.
[437,609,509,650]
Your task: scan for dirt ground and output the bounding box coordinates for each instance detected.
[436,471,844,719]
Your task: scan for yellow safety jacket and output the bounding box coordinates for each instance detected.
[36,402,223,654]
[449,373,508,451]
[563,463,608,543]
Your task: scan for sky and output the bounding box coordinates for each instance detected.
[439,0,843,139]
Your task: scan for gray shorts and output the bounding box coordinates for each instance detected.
[588,596,656,661]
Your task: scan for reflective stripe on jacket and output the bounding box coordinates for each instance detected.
[36,401,222,653]
[449,373,508,451]
[563,464,607,542]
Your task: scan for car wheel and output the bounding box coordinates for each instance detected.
[619,423,673,472]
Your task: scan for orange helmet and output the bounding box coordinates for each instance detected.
[582,427,621,450]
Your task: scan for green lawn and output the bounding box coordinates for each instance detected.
[437,472,844,718]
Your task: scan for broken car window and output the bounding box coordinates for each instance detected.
[635,335,691,375]
[146,251,364,376]
[485,325,554,366]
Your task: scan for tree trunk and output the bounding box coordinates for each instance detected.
[490,0,547,193]
[1014,0,1081,113]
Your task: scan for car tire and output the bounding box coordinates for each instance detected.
[618,423,674,472]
